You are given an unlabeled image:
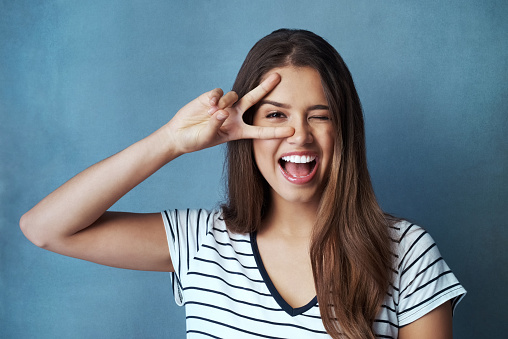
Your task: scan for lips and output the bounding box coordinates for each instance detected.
[278,152,319,184]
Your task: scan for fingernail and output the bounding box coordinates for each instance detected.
[210,97,218,106]
[266,73,279,83]
[208,106,218,115]
[217,112,228,121]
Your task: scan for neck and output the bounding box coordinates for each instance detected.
[260,196,319,240]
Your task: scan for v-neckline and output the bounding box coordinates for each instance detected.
[250,232,318,317]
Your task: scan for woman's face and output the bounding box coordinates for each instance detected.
[252,66,335,208]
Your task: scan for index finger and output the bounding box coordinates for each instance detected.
[234,73,281,113]
[241,125,295,140]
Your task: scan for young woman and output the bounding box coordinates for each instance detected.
[20,29,465,338]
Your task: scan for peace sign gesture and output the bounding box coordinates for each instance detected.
[165,73,294,155]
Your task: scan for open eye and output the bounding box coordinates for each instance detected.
[266,111,287,119]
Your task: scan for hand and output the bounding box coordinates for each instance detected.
[165,73,294,155]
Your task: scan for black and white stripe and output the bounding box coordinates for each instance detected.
[162,209,466,338]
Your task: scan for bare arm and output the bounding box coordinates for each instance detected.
[398,301,453,339]
[20,73,293,272]
[20,127,178,271]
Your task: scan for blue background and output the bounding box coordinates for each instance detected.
[1,1,507,338]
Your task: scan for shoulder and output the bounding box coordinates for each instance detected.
[161,208,223,230]
[388,220,466,327]
[389,220,445,284]
[161,208,227,247]
[390,220,437,258]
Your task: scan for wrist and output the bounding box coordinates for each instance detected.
[151,123,185,161]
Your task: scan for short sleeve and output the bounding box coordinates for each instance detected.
[161,209,217,305]
[395,222,466,326]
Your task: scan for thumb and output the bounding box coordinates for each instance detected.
[206,109,229,133]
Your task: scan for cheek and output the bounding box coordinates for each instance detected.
[326,135,335,155]
[252,140,265,170]
[252,139,279,169]
[319,131,336,170]
[252,140,262,161]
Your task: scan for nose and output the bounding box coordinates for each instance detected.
[286,118,313,146]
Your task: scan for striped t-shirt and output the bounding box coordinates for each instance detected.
[162,209,466,338]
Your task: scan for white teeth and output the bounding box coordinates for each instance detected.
[281,155,316,163]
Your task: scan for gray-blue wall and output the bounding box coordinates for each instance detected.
[2,1,506,338]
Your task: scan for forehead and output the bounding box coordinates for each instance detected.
[261,66,327,105]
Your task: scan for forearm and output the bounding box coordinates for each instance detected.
[20,125,179,247]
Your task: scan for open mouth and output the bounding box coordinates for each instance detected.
[278,154,318,183]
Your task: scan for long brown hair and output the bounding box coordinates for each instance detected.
[221,29,393,338]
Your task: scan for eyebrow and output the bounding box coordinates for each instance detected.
[259,100,329,111]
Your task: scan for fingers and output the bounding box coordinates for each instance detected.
[208,89,238,115]
[206,72,278,116]
[218,91,238,109]
[207,88,223,115]
[208,88,223,107]
[197,110,229,146]
[235,73,281,113]
[242,125,294,140]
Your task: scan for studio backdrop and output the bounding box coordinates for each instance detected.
[1,1,507,338]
